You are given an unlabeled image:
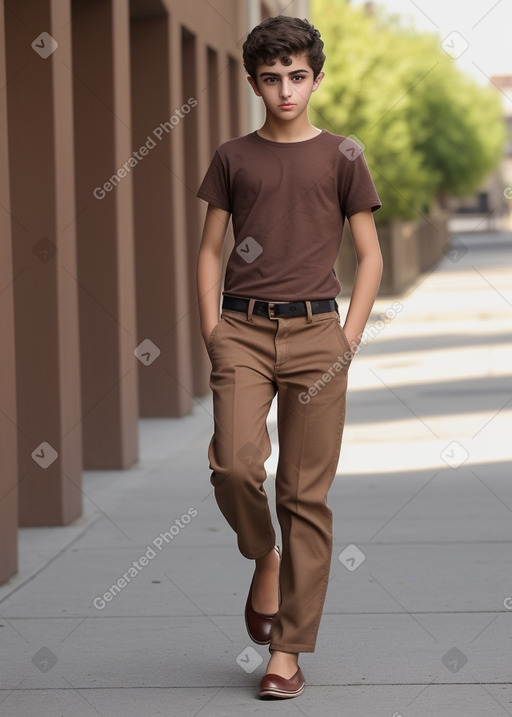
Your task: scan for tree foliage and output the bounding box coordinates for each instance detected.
[310,0,506,223]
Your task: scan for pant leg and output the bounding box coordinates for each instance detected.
[207,309,277,559]
[270,310,351,653]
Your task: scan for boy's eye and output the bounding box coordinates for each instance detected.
[263,75,306,84]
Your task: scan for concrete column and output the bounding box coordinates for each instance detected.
[0,3,18,581]
[181,28,210,398]
[131,11,193,416]
[72,0,138,467]
[206,47,221,150]
[227,55,242,137]
[5,0,82,525]
[245,0,264,131]
[217,51,232,144]
[167,14,194,413]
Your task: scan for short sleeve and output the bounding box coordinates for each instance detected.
[338,141,381,218]
[196,150,231,212]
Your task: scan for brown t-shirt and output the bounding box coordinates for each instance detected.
[197,129,381,300]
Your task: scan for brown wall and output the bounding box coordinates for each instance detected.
[0,0,305,584]
[73,0,139,467]
[0,3,18,584]
[5,0,83,528]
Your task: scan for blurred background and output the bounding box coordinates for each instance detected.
[0,0,510,588]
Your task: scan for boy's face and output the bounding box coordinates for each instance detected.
[247,53,324,122]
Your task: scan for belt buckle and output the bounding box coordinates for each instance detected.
[267,302,277,319]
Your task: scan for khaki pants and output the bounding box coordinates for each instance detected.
[207,301,352,653]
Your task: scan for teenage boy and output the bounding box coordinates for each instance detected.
[196,16,382,700]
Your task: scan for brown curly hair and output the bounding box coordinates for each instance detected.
[242,16,325,81]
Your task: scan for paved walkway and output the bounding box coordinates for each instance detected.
[1,231,511,716]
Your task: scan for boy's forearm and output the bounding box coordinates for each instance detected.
[342,209,383,352]
[342,250,383,352]
[197,247,223,344]
[196,204,230,346]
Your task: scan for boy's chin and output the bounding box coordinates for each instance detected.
[268,108,301,120]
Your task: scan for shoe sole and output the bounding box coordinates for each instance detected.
[260,684,305,699]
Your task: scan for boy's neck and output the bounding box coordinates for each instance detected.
[256,113,322,143]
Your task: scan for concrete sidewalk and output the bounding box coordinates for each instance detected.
[1,231,511,716]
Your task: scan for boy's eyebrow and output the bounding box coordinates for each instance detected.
[258,69,310,77]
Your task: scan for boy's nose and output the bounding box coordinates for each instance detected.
[280,81,292,98]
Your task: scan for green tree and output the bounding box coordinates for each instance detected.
[310,0,506,223]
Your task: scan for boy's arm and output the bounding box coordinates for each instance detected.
[342,208,383,353]
[196,203,231,348]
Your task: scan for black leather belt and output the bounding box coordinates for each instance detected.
[222,295,338,318]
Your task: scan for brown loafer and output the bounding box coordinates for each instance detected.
[259,666,305,699]
[244,546,280,645]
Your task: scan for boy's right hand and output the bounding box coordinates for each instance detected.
[202,321,219,351]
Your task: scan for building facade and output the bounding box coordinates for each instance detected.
[0,0,308,585]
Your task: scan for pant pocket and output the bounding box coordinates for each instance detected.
[206,318,224,355]
[333,320,353,361]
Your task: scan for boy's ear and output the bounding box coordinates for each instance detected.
[311,71,325,92]
[247,75,262,97]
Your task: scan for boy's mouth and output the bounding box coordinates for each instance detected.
[279,103,296,109]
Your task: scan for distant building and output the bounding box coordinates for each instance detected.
[449,74,512,232]
[492,75,512,200]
